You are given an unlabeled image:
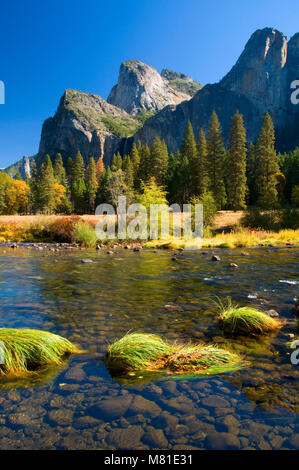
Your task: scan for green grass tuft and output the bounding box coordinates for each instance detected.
[106,333,173,372]
[105,332,243,377]
[215,297,282,336]
[0,328,80,376]
[74,221,98,247]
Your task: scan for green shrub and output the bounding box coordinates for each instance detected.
[74,221,98,247]
[190,192,218,228]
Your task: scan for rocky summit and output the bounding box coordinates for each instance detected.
[36,89,141,167]
[5,27,299,173]
[107,60,201,114]
[134,28,299,154]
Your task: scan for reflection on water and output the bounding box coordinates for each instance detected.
[0,246,298,449]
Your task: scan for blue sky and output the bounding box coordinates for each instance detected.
[0,0,298,168]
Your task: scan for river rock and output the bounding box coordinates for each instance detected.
[106,425,144,449]
[129,395,161,418]
[205,432,241,449]
[95,396,133,419]
[48,409,74,426]
[211,255,221,261]
[201,395,230,408]
[143,426,168,448]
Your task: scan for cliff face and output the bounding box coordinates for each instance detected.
[8,27,299,174]
[36,89,141,167]
[133,28,299,153]
[107,60,201,114]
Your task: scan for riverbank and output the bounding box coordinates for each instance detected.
[1,213,299,249]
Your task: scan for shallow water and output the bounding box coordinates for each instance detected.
[0,246,298,450]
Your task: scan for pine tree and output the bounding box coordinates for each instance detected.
[130,143,140,189]
[226,111,247,210]
[166,152,178,203]
[111,152,123,171]
[138,144,151,183]
[197,129,208,197]
[53,153,66,185]
[15,170,22,180]
[246,142,259,205]
[38,154,55,213]
[255,112,279,208]
[86,157,98,213]
[150,137,168,185]
[72,150,86,213]
[122,156,134,189]
[207,111,227,209]
[96,156,105,182]
[181,121,198,197]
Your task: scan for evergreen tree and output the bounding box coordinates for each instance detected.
[246,142,259,205]
[150,137,168,185]
[122,156,134,189]
[166,152,178,203]
[255,112,279,208]
[130,143,140,188]
[226,111,247,210]
[15,170,22,180]
[111,152,123,171]
[72,151,86,213]
[86,157,98,213]
[207,111,227,209]
[197,129,208,197]
[53,153,66,185]
[96,156,105,182]
[138,144,151,183]
[181,121,198,196]
[38,154,55,213]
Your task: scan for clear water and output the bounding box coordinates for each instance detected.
[0,246,298,450]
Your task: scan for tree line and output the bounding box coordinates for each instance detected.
[1,110,299,215]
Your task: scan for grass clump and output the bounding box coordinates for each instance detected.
[0,328,79,376]
[106,333,173,372]
[215,297,282,336]
[74,221,98,247]
[105,332,243,377]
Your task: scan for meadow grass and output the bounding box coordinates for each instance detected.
[0,328,80,376]
[145,229,299,250]
[215,297,282,336]
[74,220,98,247]
[105,332,243,376]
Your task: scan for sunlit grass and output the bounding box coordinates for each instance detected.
[105,332,244,376]
[215,297,282,336]
[145,229,299,250]
[0,328,80,376]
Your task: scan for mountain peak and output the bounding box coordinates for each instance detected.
[107,60,201,115]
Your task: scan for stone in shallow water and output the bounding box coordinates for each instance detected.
[90,396,133,419]
[205,432,241,450]
[201,395,231,408]
[48,409,74,426]
[286,434,299,449]
[106,425,145,450]
[143,426,168,448]
[129,395,161,418]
